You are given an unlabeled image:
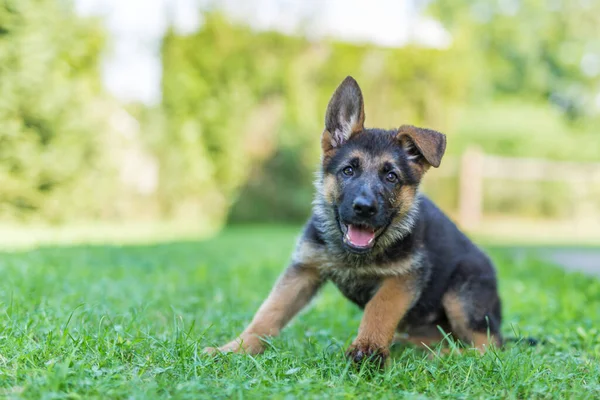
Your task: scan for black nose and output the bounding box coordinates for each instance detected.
[352,196,377,217]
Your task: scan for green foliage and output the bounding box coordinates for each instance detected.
[0,0,108,221]
[2,4,598,224]
[229,146,315,223]
[449,101,594,159]
[158,16,308,222]
[427,100,600,219]
[1,226,599,397]
[160,14,469,223]
[426,0,600,118]
[159,11,600,224]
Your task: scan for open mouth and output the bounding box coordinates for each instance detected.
[340,223,383,253]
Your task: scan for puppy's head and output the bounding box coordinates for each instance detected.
[319,76,446,254]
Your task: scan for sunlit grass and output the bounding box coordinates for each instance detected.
[0,225,599,398]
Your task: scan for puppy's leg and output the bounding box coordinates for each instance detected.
[204,264,322,355]
[442,259,502,353]
[346,275,417,367]
[394,326,471,359]
[442,292,501,353]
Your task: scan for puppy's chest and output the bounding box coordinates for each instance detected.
[308,249,414,308]
[311,249,414,279]
[316,258,382,308]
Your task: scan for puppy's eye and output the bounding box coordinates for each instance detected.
[342,166,354,176]
[386,172,399,183]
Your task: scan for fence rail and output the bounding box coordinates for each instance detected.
[438,147,600,229]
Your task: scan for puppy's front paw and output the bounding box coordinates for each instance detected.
[203,334,265,356]
[346,340,389,369]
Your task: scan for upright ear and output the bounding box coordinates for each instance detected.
[321,76,365,156]
[397,125,446,168]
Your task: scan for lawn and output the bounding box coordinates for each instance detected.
[1,225,599,399]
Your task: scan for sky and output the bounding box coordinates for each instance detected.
[75,0,450,105]
[76,0,200,105]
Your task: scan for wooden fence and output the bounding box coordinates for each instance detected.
[436,147,600,229]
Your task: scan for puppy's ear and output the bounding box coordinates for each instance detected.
[322,76,365,156]
[397,125,446,168]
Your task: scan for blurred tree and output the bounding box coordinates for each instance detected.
[159,16,304,222]
[0,0,108,221]
[425,0,600,119]
[159,14,469,223]
[2,2,597,225]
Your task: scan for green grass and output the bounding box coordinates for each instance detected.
[1,225,599,399]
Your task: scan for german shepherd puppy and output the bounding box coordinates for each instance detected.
[204,76,502,367]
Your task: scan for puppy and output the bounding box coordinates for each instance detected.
[204,76,502,367]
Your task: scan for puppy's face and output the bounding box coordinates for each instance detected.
[323,130,420,253]
[319,77,446,253]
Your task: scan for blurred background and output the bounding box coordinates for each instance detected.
[2,0,600,246]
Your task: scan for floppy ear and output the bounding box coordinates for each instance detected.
[321,76,365,155]
[397,125,446,168]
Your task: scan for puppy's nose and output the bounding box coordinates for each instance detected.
[352,196,377,217]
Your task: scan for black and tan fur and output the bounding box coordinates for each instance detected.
[204,77,502,367]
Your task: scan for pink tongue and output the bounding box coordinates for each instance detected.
[347,225,375,247]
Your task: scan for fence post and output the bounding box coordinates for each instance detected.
[459,146,484,230]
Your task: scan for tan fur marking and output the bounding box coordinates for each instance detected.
[396,185,417,216]
[384,185,418,236]
[442,292,499,354]
[360,151,380,172]
[321,130,336,162]
[442,292,473,342]
[321,132,366,163]
[322,174,338,203]
[354,100,366,132]
[371,153,397,170]
[347,149,366,162]
[204,265,321,355]
[380,154,397,165]
[247,266,321,336]
[349,274,416,353]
